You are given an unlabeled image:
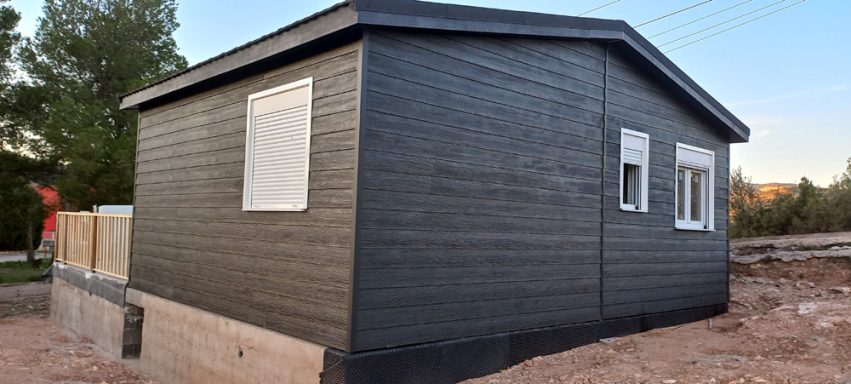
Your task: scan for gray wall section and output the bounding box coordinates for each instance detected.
[129,41,362,350]
[353,31,608,351]
[352,31,730,351]
[129,28,731,354]
[600,47,730,319]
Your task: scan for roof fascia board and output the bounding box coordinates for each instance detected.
[356,10,624,41]
[355,0,618,30]
[620,31,749,142]
[119,3,358,109]
[118,0,749,142]
[355,6,748,142]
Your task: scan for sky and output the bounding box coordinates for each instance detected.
[9,0,851,186]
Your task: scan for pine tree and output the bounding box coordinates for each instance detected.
[0,0,21,149]
[10,0,187,209]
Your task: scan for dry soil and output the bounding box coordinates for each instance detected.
[0,284,155,384]
[467,233,851,384]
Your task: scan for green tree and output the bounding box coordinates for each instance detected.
[729,167,761,238]
[791,177,831,234]
[0,0,21,149]
[11,0,187,209]
[825,157,851,231]
[0,151,56,266]
[0,1,47,267]
[731,159,851,238]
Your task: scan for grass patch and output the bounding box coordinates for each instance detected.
[0,260,49,284]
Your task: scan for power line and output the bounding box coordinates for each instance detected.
[577,0,622,17]
[648,0,755,39]
[658,0,788,47]
[635,0,713,28]
[664,0,806,53]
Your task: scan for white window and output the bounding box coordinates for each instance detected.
[619,129,649,212]
[675,143,715,230]
[243,77,313,211]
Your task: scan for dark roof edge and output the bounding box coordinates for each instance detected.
[119,1,356,109]
[119,0,749,142]
[621,28,750,142]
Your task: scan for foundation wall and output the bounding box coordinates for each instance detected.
[126,288,325,384]
[50,276,126,358]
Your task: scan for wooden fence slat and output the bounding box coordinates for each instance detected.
[56,212,132,280]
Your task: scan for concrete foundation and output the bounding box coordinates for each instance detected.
[126,288,325,384]
[50,277,127,357]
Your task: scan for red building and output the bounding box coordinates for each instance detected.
[33,184,60,245]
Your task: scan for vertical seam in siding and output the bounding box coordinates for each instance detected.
[346,31,369,352]
[600,43,611,321]
[128,111,142,296]
[725,151,731,305]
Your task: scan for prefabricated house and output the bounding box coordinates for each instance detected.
[53,0,751,383]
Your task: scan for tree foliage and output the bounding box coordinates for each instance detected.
[0,0,20,148]
[9,0,187,209]
[0,151,55,261]
[0,1,46,262]
[728,167,760,238]
[730,158,851,238]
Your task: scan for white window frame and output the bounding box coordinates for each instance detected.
[674,143,715,231]
[242,77,313,212]
[619,128,649,213]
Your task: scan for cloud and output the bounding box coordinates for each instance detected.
[730,84,848,107]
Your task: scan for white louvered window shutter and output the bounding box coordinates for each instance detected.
[243,78,313,211]
[620,129,650,213]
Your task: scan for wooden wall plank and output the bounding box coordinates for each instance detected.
[351,32,733,350]
[351,31,606,351]
[599,48,731,319]
[129,40,362,350]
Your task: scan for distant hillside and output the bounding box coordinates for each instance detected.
[755,183,797,201]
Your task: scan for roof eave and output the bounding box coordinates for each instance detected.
[119,1,358,110]
[119,0,749,143]
[620,28,750,143]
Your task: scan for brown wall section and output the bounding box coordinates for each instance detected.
[129,40,362,350]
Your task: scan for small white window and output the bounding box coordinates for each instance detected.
[243,77,313,211]
[620,129,649,212]
[675,143,715,230]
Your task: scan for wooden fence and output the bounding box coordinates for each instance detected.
[55,212,133,279]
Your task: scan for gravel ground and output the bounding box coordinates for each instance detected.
[0,284,156,384]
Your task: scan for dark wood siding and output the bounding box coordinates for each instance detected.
[129,41,362,350]
[129,28,733,353]
[352,31,607,351]
[600,48,730,319]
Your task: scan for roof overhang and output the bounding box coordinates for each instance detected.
[120,0,749,143]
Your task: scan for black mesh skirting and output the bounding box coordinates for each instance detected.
[321,304,727,384]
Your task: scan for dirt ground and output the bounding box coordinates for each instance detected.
[467,233,851,384]
[0,284,156,384]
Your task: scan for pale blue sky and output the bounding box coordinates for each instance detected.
[10,0,851,186]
